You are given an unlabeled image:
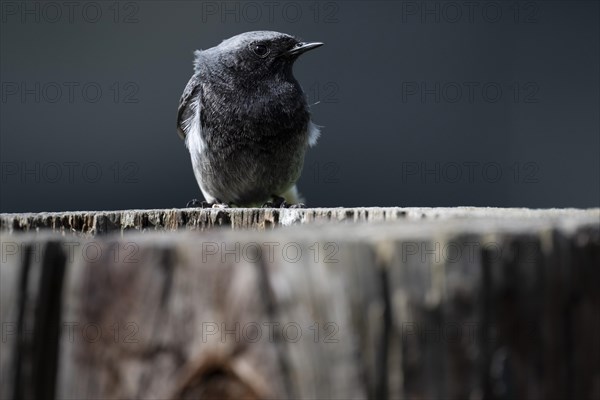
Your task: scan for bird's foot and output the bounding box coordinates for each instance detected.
[186,199,229,209]
[262,196,306,209]
[186,199,211,208]
[262,195,285,208]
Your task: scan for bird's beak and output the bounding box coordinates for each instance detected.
[285,41,324,56]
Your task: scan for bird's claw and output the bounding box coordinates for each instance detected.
[186,199,211,208]
[262,196,306,209]
[186,199,229,209]
[262,195,286,208]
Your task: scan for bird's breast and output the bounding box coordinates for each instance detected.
[203,79,310,143]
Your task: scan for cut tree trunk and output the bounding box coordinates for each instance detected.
[1,207,596,235]
[1,208,598,399]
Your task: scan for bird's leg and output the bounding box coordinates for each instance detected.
[186,198,229,209]
[262,195,306,208]
[186,199,211,208]
[262,195,285,208]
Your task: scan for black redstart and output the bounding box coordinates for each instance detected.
[177,31,323,208]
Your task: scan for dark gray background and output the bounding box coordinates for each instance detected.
[1,0,598,212]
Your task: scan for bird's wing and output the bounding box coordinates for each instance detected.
[177,74,202,140]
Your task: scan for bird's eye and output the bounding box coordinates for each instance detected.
[251,43,270,58]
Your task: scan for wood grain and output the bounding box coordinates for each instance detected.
[1,208,598,399]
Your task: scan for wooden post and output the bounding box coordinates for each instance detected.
[1,208,598,399]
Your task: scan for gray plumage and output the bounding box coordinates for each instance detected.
[177,31,323,207]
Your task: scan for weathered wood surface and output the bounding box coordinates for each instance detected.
[1,207,597,235]
[1,209,598,399]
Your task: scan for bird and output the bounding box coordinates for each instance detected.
[177,31,324,208]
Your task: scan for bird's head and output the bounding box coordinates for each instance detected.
[198,31,324,79]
